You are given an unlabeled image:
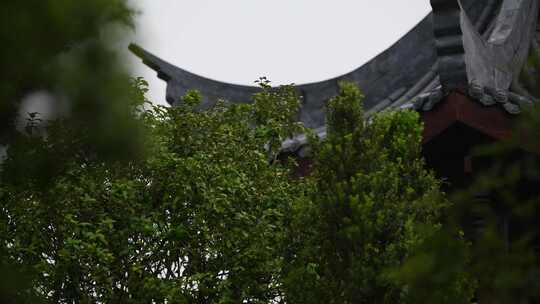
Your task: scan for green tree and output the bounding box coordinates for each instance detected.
[0,79,306,303]
[282,82,450,303]
[1,78,456,303]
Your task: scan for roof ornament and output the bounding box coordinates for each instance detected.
[461,0,539,114]
[415,0,539,114]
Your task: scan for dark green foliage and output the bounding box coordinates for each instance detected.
[459,107,540,303]
[395,107,540,304]
[282,82,449,303]
[520,46,540,98]
[393,227,475,303]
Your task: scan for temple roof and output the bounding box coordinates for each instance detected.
[131,0,539,153]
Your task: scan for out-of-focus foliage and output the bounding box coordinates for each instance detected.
[519,44,540,98]
[1,0,140,179]
[0,79,308,303]
[281,82,451,303]
[395,106,540,303]
[461,106,540,303]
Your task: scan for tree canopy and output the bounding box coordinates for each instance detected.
[3,1,540,303]
[0,78,452,303]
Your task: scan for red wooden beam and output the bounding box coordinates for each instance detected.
[421,92,514,144]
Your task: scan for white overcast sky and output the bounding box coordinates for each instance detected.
[127,0,431,105]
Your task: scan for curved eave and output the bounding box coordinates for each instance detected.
[130,0,502,131]
[129,44,260,107]
[129,12,438,128]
